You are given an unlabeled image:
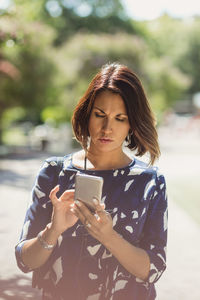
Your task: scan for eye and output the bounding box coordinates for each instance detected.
[116,117,126,122]
[95,112,104,118]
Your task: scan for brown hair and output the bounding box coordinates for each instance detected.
[71,62,160,165]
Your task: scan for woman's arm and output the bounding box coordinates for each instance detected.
[73,171,168,283]
[20,186,78,270]
[21,223,60,270]
[102,230,150,280]
[73,200,150,281]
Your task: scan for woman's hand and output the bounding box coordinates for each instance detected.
[20,186,78,270]
[72,199,114,244]
[49,185,78,235]
[72,199,150,280]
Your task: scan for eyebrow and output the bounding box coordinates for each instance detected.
[93,106,128,117]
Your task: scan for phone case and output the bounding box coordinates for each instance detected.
[75,173,104,212]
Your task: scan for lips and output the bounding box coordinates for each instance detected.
[98,138,113,144]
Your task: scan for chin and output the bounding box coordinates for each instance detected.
[99,144,122,153]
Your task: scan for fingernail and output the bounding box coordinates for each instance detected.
[75,200,81,207]
[101,203,105,210]
[70,203,74,208]
[93,198,98,205]
[70,208,75,213]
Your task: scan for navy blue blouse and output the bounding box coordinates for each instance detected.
[15,154,168,300]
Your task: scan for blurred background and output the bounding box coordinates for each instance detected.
[0,0,200,299]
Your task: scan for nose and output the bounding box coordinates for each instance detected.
[102,117,112,134]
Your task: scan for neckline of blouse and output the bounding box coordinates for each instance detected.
[67,153,136,173]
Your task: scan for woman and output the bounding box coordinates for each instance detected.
[15,62,168,300]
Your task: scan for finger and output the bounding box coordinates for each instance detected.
[50,184,59,196]
[74,201,94,224]
[74,200,90,216]
[73,202,87,224]
[84,220,92,229]
[70,205,78,216]
[49,185,60,204]
[61,189,75,195]
[60,189,75,202]
[93,198,105,213]
[92,199,110,221]
[100,202,105,210]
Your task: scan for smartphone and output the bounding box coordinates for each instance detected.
[75,173,104,212]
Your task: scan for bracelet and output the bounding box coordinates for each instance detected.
[37,230,56,250]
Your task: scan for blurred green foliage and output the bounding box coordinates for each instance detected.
[0,0,200,144]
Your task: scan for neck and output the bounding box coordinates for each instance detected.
[86,148,131,170]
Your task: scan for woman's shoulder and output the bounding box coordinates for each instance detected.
[130,157,165,179]
[45,153,72,164]
[44,153,74,166]
[37,153,73,176]
[129,158,167,195]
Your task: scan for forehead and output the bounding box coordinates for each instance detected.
[93,90,127,113]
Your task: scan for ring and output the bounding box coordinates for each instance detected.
[84,219,91,228]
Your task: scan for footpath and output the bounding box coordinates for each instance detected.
[0,135,200,299]
[156,131,200,300]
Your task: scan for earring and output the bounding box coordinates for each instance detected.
[127,130,133,144]
[129,129,133,136]
[87,136,91,149]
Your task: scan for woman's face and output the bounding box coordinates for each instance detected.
[88,90,130,154]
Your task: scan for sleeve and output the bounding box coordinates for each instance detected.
[138,171,168,284]
[15,157,59,273]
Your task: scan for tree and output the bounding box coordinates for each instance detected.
[0,29,20,144]
[175,17,200,94]
[49,32,189,124]
[142,14,192,115]
[17,0,142,45]
[52,33,148,113]
[0,14,59,144]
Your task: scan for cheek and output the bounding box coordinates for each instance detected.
[88,117,98,136]
[122,131,129,141]
[118,125,130,138]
